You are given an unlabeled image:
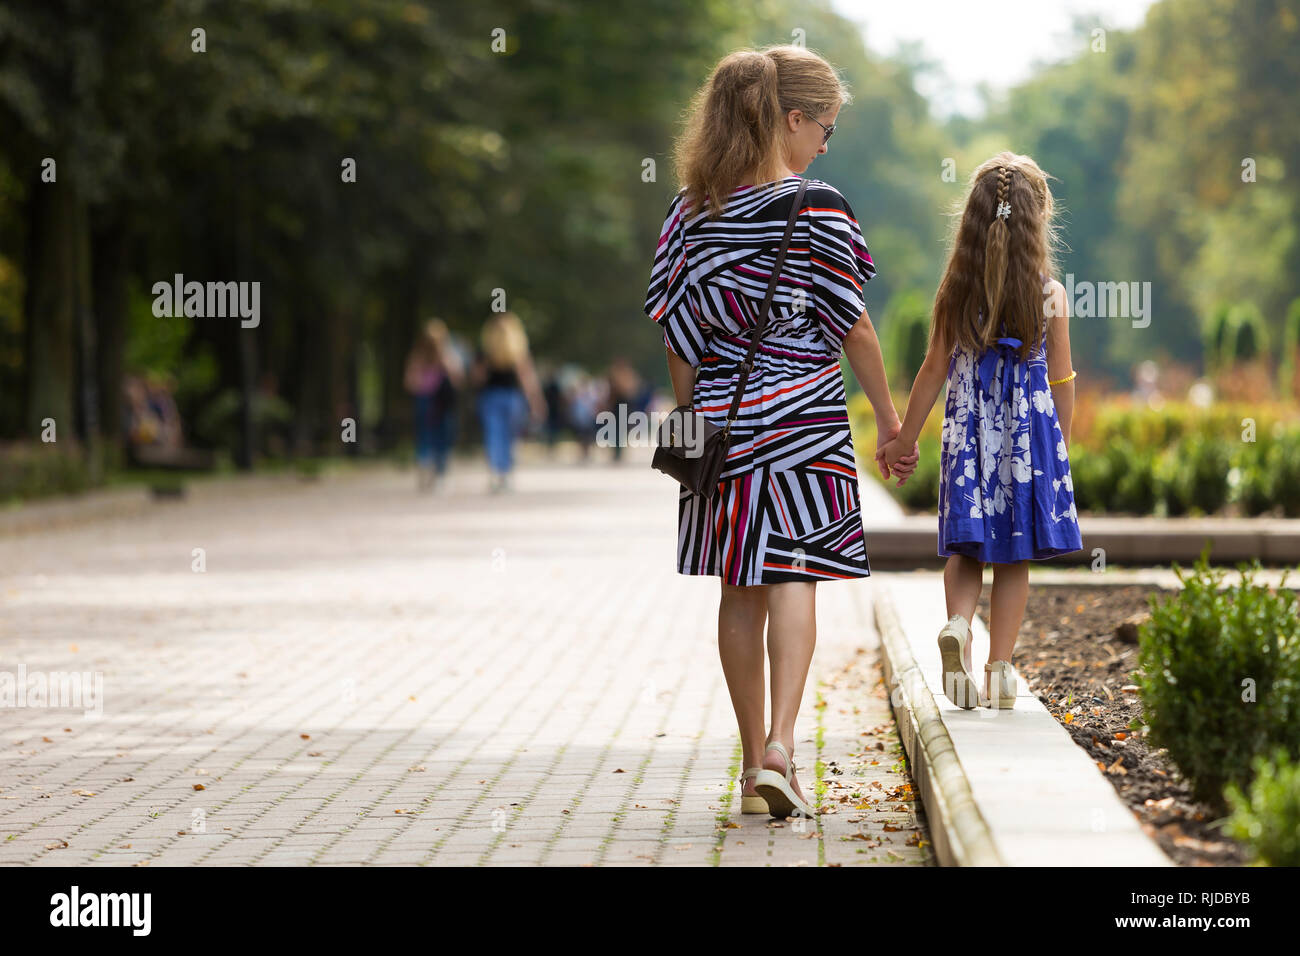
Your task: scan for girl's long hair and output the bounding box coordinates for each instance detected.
[931,151,1060,359]
[673,45,849,220]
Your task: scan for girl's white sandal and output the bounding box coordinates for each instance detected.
[982,660,1017,709]
[739,767,768,814]
[753,741,817,819]
[937,614,981,710]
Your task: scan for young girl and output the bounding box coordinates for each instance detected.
[880,151,1082,710]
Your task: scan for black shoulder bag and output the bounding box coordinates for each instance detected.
[652,178,808,499]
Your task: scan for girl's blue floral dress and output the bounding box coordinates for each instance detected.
[937,325,1082,562]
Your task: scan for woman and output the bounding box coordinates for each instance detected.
[472,311,546,493]
[404,319,464,490]
[643,45,917,818]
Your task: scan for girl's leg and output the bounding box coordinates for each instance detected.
[765,580,816,801]
[718,583,768,795]
[987,561,1030,691]
[944,554,984,670]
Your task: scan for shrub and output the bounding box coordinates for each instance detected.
[1162,434,1232,516]
[884,289,932,386]
[1203,301,1233,372]
[1228,302,1269,363]
[0,441,93,503]
[1280,297,1300,402]
[1225,750,1300,866]
[1235,437,1276,516]
[1111,438,1159,514]
[1270,436,1300,517]
[1137,556,1300,812]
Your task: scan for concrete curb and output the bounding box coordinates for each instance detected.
[865,514,1300,567]
[873,574,1174,867]
[872,587,1004,866]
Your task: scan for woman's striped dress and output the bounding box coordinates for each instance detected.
[644,175,878,586]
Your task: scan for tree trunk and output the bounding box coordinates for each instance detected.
[92,214,129,463]
[22,176,81,441]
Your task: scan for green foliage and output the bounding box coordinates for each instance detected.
[1204,302,1234,372]
[884,290,932,386]
[0,442,91,503]
[1137,556,1300,812]
[1225,749,1300,866]
[1227,302,1269,363]
[1160,433,1232,516]
[1281,297,1300,399]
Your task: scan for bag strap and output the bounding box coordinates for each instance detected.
[724,178,809,432]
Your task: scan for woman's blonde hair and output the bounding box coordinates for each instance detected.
[415,318,450,362]
[931,151,1060,360]
[481,311,529,368]
[673,45,849,219]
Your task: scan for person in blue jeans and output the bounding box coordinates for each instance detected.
[405,319,464,491]
[472,312,545,493]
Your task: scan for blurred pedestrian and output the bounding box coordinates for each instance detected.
[605,357,643,463]
[472,312,545,492]
[404,318,464,490]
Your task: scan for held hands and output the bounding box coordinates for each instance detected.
[874,420,920,485]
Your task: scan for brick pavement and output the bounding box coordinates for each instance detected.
[0,449,930,866]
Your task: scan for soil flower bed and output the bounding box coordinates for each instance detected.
[976,584,1257,866]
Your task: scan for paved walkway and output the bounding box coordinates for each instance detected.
[0,448,930,866]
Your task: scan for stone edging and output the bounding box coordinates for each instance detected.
[873,588,1004,867]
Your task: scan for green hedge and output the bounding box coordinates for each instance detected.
[1136,556,1300,812]
[1226,750,1300,866]
[0,442,93,503]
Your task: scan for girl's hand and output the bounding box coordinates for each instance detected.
[877,437,920,484]
[874,419,902,480]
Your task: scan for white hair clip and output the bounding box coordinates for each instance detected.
[995,201,1011,220]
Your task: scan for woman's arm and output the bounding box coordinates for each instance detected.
[517,354,548,421]
[842,312,917,480]
[666,348,696,408]
[1044,280,1075,448]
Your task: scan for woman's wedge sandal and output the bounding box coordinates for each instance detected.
[937,614,981,710]
[739,768,768,814]
[982,660,1017,709]
[753,741,817,819]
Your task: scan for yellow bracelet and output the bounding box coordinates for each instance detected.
[1048,370,1077,386]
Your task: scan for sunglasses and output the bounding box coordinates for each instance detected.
[809,115,835,144]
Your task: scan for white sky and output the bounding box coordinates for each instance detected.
[827,0,1157,116]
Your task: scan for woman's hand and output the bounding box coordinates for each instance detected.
[876,436,920,484]
[874,418,919,483]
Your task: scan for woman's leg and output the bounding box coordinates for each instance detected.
[414,394,435,488]
[431,408,455,476]
[479,389,509,476]
[944,554,984,671]
[988,561,1030,678]
[718,583,768,794]
[765,580,816,801]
